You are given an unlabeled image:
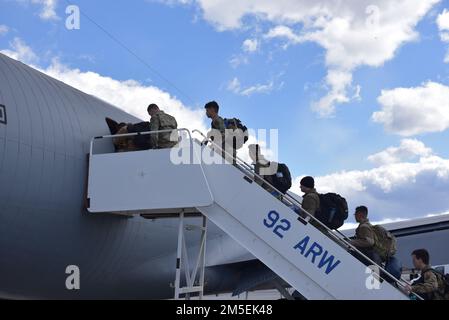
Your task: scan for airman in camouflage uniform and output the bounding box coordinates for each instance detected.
[147,104,178,149]
[248,144,279,196]
[349,206,383,266]
[408,249,446,300]
[298,176,328,233]
[204,101,236,163]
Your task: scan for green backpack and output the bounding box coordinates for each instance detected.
[372,225,397,261]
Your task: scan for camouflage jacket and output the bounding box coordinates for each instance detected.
[149,110,178,149]
[350,218,375,249]
[207,116,226,145]
[301,190,328,232]
[412,267,445,300]
[301,189,320,218]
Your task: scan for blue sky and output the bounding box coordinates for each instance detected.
[1,0,449,222]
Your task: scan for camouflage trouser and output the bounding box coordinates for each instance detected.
[156,130,179,149]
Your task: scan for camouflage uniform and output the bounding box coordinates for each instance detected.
[149,110,178,149]
[412,267,445,300]
[300,189,327,232]
[350,218,383,266]
[208,116,236,163]
[301,189,320,219]
[350,218,375,249]
[211,116,226,138]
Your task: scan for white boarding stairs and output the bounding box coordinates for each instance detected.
[87,129,411,300]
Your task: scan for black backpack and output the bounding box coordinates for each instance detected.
[270,163,292,194]
[315,193,348,230]
[224,118,249,149]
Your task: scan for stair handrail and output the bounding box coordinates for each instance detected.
[191,129,417,298]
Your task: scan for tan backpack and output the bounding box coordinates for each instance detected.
[372,225,397,261]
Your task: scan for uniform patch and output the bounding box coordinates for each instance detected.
[0,104,6,125]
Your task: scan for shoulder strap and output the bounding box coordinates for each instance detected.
[427,269,444,279]
[428,270,447,295]
[422,268,443,282]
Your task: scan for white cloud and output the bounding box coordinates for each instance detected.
[240,81,274,96]
[227,77,241,93]
[168,0,439,116]
[264,25,301,45]
[229,55,248,68]
[441,32,449,42]
[292,153,449,221]
[230,39,259,68]
[0,25,9,36]
[1,39,209,135]
[45,59,208,133]
[311,70,353,117]
[352,85,361,101]
[242,38,259,53]
[367,139,433,166]
[437,9,449,62]
[16,0,59,20]
[437,8,449,30]
[0,37,39,64]
[32,0,59,20]
[226,77,275,96]
[372,81,449,136]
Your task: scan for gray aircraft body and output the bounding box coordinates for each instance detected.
[0,53,448,299]
[0,53,252,299]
